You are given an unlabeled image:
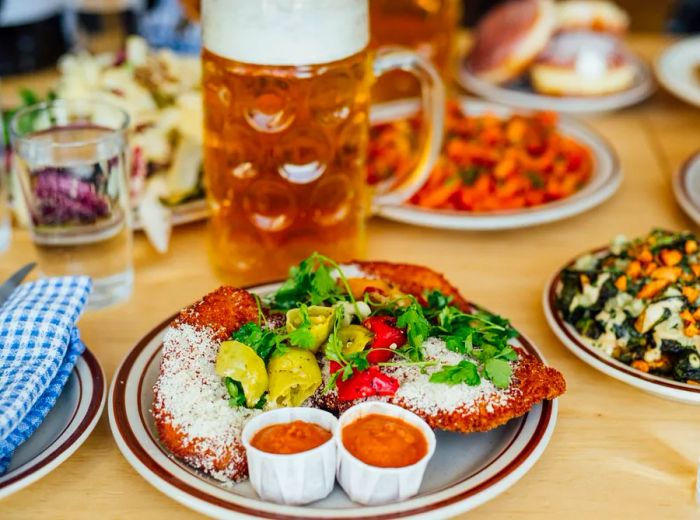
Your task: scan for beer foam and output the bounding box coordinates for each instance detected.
[203,0,369,66]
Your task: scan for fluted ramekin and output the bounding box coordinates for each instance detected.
[241,407,338,505]
[335,402,436,505]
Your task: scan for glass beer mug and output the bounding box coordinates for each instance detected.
[370,0,461,100]
[202,0,444,284]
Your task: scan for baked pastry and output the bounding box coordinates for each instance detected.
[555,0,629,33]
[531,31,635,96]
[467,0,557,84]
[153,257,566,483]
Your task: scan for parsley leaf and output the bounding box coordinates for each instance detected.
[425,289,452,311]
[396,300,431,361]
[430,360,481,386]
[231,322,280,362]
[287,304,316,349]
[483,358,512,389]
[271,253,359,313]
[310,263,337,305]
[224,377,246,407]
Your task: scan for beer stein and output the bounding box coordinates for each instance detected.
[202,0,444,283]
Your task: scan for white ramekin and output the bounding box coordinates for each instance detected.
[241,407,338,505]
[335,402,436,505]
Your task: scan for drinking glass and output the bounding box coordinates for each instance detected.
[0,103,10,254]
[202,0,445,284]
[370,0,461,100]
[10,100,133,309]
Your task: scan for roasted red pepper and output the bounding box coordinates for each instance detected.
[330,362,400,401]
[362,316,407,363]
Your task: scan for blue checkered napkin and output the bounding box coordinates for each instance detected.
[0,276,92,474]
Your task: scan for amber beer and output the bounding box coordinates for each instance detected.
[179,0,200,21]
[202,0,444,283]
[370,0,461,100]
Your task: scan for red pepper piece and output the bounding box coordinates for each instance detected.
[330,363,400,401]
[362,316,407,363]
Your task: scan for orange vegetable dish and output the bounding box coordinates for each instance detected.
[368,101,594,212]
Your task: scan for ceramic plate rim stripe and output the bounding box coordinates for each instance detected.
[543,247,700,403]
[372,97,622,231]
[0,348,106,498]
[135,336,529,499]
[109,282,560,519]
[110,313,555,519]
[457,56,655,113]
[673,151,700,225]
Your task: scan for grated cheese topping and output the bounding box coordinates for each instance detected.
[388,338,516,415]
[153,323,261,481]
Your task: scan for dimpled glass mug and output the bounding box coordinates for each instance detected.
[202,0,444,284]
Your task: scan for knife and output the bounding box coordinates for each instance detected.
[0,263,36,307]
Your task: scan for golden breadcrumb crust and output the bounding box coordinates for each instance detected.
[154,262,566,481]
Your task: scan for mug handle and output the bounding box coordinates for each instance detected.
[370,47,445,208]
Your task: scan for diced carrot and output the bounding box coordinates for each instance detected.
[691,264,700,277]
[580,274,590,286]
[415,183,456,208]
[693,308,700,321]
[685,323,700,337]
[680,309,695,323]
[660,249,683,266]
[614,275,627,291]
[637,248,653,263]
[650,266,682,282]
[686,240,698,254]
[636,280,669,299]
[683,286,699,304]
[644,262,658,276]
[631,360,649,373]
[626,261,642,278]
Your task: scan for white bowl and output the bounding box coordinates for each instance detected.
[241,407,338,505]
[335,402,436,505]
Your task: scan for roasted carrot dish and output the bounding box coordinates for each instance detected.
[556,229,700,385]
[368,101,594,212]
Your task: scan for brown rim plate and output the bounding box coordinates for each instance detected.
[543,247,700,405]
[109,282,559,519]
[0,348,106,498]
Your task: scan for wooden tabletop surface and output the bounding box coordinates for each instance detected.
[2,34,700,519]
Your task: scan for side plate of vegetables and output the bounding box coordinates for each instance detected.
[369,97,621,231]
[544,229,700,404]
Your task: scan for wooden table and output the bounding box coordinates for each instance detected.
[2,35,700,519]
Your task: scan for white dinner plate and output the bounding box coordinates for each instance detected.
[0,349,106,498]
[655,36,700,107]
[673,151,700,226]
[132,199,209,231]
[371,98,621,231]
[543,253,700,405]
[457,55,654,114]
[110,282,559,520]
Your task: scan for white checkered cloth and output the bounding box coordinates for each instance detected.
[0,276,92,474]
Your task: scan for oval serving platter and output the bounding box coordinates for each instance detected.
[110,282,559,520]
[0,349,106,499]
[457,55,654,114]
[543,249,700,405]
[371,97,621,231]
